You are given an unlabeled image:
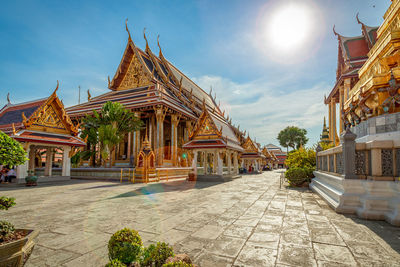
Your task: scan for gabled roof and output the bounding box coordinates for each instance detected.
[0,84,80,139]
[0,98,47,134]
[86,25,220,121]
[183,107,243,151]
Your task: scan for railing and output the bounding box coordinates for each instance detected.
[316,129,400,181]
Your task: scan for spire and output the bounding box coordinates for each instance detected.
[157,35,164,59]
[125,18,132,41]
[143,28,150,54]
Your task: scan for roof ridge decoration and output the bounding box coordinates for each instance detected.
[22,81,79,136]
[242,136,258,153]
[108,22,153,91]
[7,93,10,104]
[189,107,222,140]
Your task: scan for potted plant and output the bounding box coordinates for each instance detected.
[25,170,38,186]
[0,196,39,266]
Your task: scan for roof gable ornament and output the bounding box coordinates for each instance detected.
[6,93,10,104]
[125,18,132,41]
[143,28,150,54]
[333,25,341,39]
[87,89,92,101]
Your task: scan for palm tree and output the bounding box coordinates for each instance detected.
[80,101,143,167]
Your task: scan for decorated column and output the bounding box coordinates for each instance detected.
[217,152,223,175]
[339,87,344,133]
[213,150,217,174]
[133,112,141,165]
[44,148,53,176]
[192,150,198,173]
[227,151,232,175]
[233,152,238,174]
[155,108,166,166]
[203,151,207,174]
[171,114,180,166]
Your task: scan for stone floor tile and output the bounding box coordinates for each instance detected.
[280,232,312,247]
[195,252,234,267]
[316,260,357,267]
[234,243,277,267]
[234,216,260,227]
[247,232,280,249]
[63,245,108,267]
[346,240,400,262]
[277,245,317,267]
[313,243,356,264]
[309,227,345,246]
[191,225,225,240]
[223,224,253,239]
[204,235,246,258]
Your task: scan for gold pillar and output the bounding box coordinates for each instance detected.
[133,112,141,164]
[328,101,333,142]
[330,99,337,146]
[171,114,180,166]
[155,108,166,166]
[339,87,344,134]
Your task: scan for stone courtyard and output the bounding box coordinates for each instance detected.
[2,170,400,267]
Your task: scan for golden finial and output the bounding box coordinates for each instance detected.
[356,12,363,25]
[7,93,10,104]
[333,25,340,38]
[143,28,150,53]
[52,80,59,95]
[12,123,16,135]
[157,34,164,58]
[87,89,91,101]
[125,18,132,41]
[108,76,111,87]
[21,112,27,123]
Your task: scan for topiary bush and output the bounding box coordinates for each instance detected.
[0,220,15,242]
[285,147,316,169]
[162,261,193,267]
[285,167,311,186]
[108,228,143,264]
[105,259,127,267]
[0,196,16,210]
[140,242,174,267]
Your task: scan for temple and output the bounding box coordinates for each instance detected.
[65,22,282,180]
[0,83,85,182]
[313,0,400,226]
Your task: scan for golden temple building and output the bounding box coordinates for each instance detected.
[0,83,86,182]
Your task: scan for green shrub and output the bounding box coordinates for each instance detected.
[0,220,15,242]
[140,242,174,267]
[285,167,314,186]
[285,148,316,169]
[163,261,193,267]
[0,197,16,210]
[105,259,126,267]
[108,228,143,264]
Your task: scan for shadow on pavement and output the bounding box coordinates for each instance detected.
[347,215,400,254]
[109,180,226,199]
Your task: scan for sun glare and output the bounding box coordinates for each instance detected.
[268,4,312,51]
[256,0,323,64]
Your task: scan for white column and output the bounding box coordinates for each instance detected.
[17,145,30,180]
[213,151,217,174]
[203,151,207,175]
[217,152,223,176]
[192,150,198,174]
[44,148,53,176]
[62,146,72,177]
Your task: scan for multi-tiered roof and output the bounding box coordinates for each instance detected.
[325,15,378,104]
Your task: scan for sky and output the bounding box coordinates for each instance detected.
[0,0,391,147]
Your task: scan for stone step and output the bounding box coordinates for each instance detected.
[310,179,340,210]
[311,178,342,203]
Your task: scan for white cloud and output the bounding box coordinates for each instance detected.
[192,75,329,146]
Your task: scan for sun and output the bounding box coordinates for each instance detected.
[256,1,322,63]
[267,3,312,51]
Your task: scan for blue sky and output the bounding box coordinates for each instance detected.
[0,0,391,147]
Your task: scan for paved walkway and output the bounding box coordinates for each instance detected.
[2,171,400,266]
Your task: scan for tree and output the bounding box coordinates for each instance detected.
[79,101,143,167]
[277,126,309,152]
[0,131,27,167]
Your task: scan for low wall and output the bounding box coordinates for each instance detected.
[311,171,400,226]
